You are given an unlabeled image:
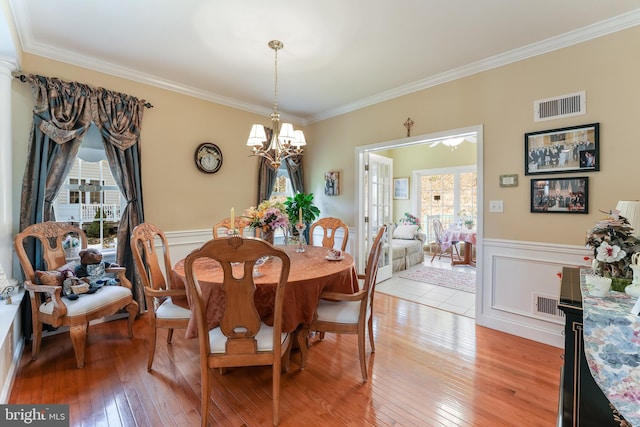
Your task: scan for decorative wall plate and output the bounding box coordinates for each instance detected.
[195,143,223,173]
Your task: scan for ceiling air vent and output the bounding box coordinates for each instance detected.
[534,91,586,122]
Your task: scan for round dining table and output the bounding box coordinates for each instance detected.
[170,245,358,341]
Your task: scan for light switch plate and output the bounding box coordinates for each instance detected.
[490,200,504,212]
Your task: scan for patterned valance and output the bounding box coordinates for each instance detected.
[20,74,151,151]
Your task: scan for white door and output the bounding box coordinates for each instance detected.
[362,153,393,282]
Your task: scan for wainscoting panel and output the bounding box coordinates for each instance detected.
[478,238,591,348]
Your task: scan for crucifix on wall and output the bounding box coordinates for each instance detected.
[403,117,414,137]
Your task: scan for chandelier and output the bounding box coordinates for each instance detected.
[247,40,306,169]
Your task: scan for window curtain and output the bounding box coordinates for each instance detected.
[18,76,93,337]
[256,128,278,204]
[285,155,304,194]
[91,87,146,304]
[17,74,148,337]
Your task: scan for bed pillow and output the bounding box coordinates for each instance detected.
[392,224,419,240]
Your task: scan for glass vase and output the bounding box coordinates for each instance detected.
[261,229,274,245]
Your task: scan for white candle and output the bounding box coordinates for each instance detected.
[230,208,234,228]
[299,207,302,225]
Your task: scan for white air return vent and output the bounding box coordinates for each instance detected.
[532,293,565,323]
[534,91,586,122]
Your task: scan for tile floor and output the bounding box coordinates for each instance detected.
[376,255,476,318]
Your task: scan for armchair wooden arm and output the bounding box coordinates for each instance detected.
[318,290,366,302]
[106,266,132,289]
[144,288,187,298]
[23,280,68,325]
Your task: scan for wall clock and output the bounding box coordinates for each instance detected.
[195,142,223,174]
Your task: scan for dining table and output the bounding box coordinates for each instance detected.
[170,244,358,367]
[441,227,476,267]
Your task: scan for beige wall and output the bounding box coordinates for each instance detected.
[305,26,640,246]
[11,26,640,248]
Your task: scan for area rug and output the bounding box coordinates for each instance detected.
[397,265,476,293]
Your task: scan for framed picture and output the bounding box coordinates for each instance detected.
[524,123,599,175]
[530,176,588,214]
[393,177,409,199]
[499,174,518,188]
[324,171,340,196]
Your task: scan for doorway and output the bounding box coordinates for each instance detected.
[355,125,483,316]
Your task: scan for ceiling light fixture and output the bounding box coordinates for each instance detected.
[428,134,477,150]
[247,40,306,170]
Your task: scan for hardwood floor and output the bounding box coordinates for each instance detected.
[9,294,563,426]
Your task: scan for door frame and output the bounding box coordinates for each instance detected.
[355,124,484,316]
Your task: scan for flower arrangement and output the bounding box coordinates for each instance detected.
[244,200,290,233]
[400,212,421,231]
[62,235,80,250]
[585,209,640,279]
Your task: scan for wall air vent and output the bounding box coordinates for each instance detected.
[532,293,565,323]
[534,91,586,122]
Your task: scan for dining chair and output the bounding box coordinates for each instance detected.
[14,221,138,369]
[309,224,387,381]
[431,218,460,262]
[184,236,292,427]
[212,217,253,238]
[130,223,191,371]
[309,217,349,252]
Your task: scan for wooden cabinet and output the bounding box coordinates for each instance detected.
[558,268,626,426]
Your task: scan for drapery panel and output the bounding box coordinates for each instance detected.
[18,74,149,337]
[285,155,304,195]
[256,128,278,204]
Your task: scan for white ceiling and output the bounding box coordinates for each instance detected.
[4,0,640,124]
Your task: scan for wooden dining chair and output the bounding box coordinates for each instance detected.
[184,236,292,427]
[309,217,349,252]
[14,221,138,368]
[130,223,191,371]
[212,217,253,238]
[309,224,387,381]
[431,218,460,262]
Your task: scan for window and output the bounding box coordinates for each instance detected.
[269,162,295,203]
[417,166,477,242]
[53,125,124,253]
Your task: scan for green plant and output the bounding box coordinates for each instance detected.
[284,192,320,226]
[86,208,106,238]
[464,219,474,228]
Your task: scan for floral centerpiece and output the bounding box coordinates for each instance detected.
[585,209,640,289]
[244,200,290,243]
[399,212,421,231]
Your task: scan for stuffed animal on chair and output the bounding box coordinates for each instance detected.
[60,268,95,300]
[75,248,120,289]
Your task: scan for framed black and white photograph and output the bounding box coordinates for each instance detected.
[530,176,588,214]
[524,123,599,175]
[393,177,409,200]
